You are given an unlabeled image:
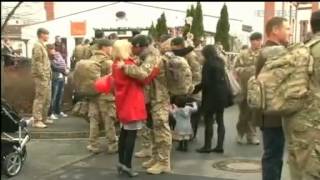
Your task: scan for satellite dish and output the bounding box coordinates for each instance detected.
[116,11,126,19]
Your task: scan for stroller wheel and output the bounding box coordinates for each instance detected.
[3,152,22,177]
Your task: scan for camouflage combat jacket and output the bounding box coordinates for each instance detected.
[31,40,51,80]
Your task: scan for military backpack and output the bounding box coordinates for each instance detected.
[247,42,316,115]
[163,52,193,96]
[72,58,102,97]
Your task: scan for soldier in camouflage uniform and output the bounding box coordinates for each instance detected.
[171,37,202,139]
[283,11,320,180]
[71,39,91,70]
[233,32,262,145]
[72,30,104,122]
[121,35,172,174]
[86,39,118,154]
[89,30,105,57]
[135,36,172,159]
[31,28,52,128]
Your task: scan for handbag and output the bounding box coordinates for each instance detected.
[225,70,242,96]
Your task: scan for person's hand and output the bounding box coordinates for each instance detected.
[117,61,125,69]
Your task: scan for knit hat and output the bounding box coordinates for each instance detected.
[249,32,262,41]
[131,35,150,48]
[97,39,113,49]
[171,37,185,47]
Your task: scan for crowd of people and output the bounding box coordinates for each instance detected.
[28,10,320,180]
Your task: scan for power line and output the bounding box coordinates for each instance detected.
[22,2,120,27]
[125,2,242,22]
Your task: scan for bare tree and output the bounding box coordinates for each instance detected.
[1,2,23,31]
[1,2,45,28]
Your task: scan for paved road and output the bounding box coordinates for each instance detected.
[2,106,290,180]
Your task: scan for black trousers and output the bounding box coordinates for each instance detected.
[190,101,201,138]
[261,127,285,180]
[118,128,138,168]
[203,109,225,149]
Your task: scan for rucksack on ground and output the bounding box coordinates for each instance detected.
[247,43,314,115]
[163,52,193,96]
[72,59,101,97]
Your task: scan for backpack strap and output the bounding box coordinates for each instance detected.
[305,37,320,48]
[304,38,320,75]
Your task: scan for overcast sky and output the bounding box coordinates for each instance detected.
[2,2,265,33]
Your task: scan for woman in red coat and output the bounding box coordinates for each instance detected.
[95,39,159,177]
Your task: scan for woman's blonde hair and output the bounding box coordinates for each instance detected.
[112,39,132,60]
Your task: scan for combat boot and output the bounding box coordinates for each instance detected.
[247,135,260,145]
[142,158,157,169]
[135,147,152,158]
[86,145,101,154]
[33,121,47,128]
[146,162,171,175]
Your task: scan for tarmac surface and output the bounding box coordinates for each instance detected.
[2,105,290,180]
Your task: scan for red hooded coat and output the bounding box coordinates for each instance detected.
[95,58,159,124]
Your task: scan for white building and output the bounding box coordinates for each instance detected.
[21,2,247,64]
[263,2,319,43]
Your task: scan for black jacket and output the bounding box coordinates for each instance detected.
[194,57,231,113]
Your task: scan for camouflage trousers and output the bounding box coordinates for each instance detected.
[283,97,320,180]
[236,100,258,140]
[150,100,172,164]
[88,98,118,150]
[138,124,152,149]
[32,78,52,122]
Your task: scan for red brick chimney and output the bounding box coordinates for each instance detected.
[44,2,54,20]
[263,2,275,42]
[312,2,319,12]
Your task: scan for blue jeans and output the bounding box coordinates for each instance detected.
[49,78,65,115]
[261,127,285,180]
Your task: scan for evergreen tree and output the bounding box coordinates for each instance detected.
[183,7,191,38]
[190,5,196,18]
[155,12,168,39]
[160,13,168,35]
[183,5,196,39]
[215,4,230,51]
[186,9,191,17]
[148,22,157,39]
[191,2,204,40]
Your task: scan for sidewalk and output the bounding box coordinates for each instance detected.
[29,115,91,139]
[8,106,290,180]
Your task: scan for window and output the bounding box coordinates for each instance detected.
[117,30,126,35]
[300,20,308,42]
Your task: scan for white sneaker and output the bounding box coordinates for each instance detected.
[59,112,68,118]
[49,114,59,120]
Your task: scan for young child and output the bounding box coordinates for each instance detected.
[170,95,198,152]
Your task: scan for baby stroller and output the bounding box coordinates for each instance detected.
[1,99,31,177]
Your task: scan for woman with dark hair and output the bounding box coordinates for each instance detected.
[194,45,232,154]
